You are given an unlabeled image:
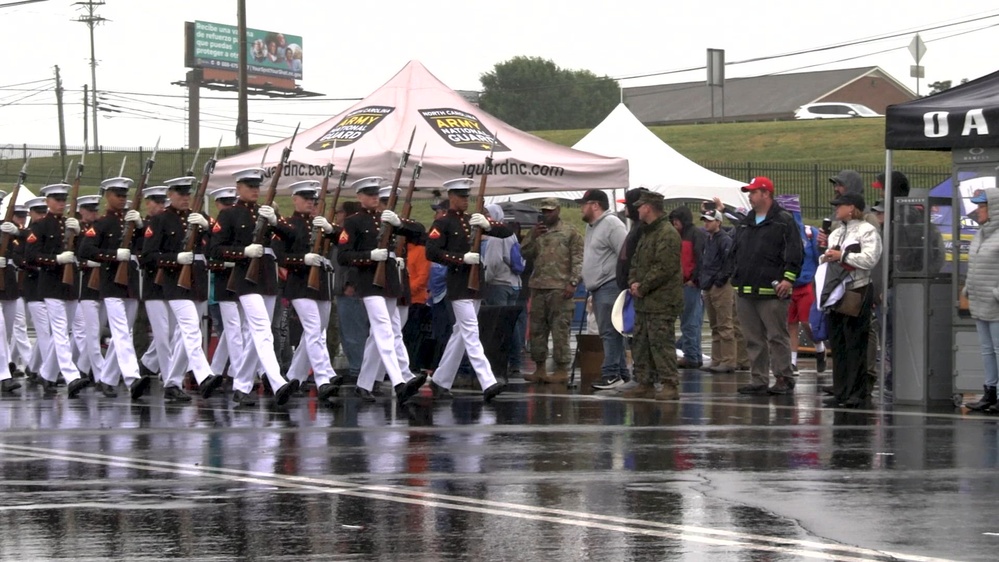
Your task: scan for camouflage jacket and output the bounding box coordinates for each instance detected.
[628,215,682,315]
[521,220,584,290]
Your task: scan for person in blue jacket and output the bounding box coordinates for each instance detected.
[776,194,826,373]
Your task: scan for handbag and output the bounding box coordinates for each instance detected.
[808,300,829,341]
[834,289,863,317]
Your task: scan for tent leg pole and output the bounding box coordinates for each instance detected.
[880,150,893,408]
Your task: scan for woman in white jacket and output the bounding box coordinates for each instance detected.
[821,192,883,408]
[963,188,999,412]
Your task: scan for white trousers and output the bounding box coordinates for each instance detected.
[212,301,252,385]
[357,301,415,391]
[433,299,497,391]
[236,294,287,395]
[141,299,175,376]
[26,301,50,377]
[72,300,105,376]
[99,297,139,387]
[164,300,212,388]
[8,298,32,366]
[0,300,12,381]
[287,299,337,386]
[44,298,81,383]
[358,296,407,390]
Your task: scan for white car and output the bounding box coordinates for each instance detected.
[794,102,882,120]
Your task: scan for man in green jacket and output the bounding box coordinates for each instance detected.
[624,191,683,400]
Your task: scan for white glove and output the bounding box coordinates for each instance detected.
[0,222,18,235]
[304,253,322,266]
[187,213,208,229]
[258,205,277,226]
[313,216,333,234]
[176,252,194,265]
[223,261,236,268]
[469,213,491,231]
[243,244,264,259]
[395,256,406,270]
[370,248,388,262]
[462,252,480,265]
[56,251,76,265]
[0,257,6,268]
[124,210,143,227]
[381,210,401,227]
[86,260,100,268]
[64,217,81,235]
[116,248,131,262]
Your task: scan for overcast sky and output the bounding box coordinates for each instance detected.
[2,0,997,152]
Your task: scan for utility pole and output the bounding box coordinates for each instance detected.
[236,0,249,151]
[74,0,107,150]
[82,84,88,147]
[54,65,67,172]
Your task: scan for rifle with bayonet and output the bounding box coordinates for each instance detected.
[242,124,299,286]
[305,143,337,292]
[467,138,497,292]
[373,127,416,288]
[308,149,354,292]
[61,152,85,285]
[185,147,202,177]
[174,138,222,290]
[393,143,426,261]
[0,157,29,292]
[113,138,159,287]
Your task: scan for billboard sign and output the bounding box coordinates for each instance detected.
[192,20,302,80]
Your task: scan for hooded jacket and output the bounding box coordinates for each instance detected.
[667,205,705,287]
[966,188,999,321]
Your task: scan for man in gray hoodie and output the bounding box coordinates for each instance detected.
[576,189,629,389]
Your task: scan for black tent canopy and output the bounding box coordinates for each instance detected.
[885,69,999,150]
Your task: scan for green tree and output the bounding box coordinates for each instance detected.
[479,56,619,131]
[928,80,952,95]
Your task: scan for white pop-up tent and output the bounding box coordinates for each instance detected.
[484,103,749,209]
[213,61,628,196]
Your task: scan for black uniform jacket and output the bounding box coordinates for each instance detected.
[141,207,209,302]
[278,211,340,302]
[424,209,512,301]
[25,213,77,300]
[78,209,143,300]
[336,208,424,299]
[0,223,22,302]
[207,200,291,297]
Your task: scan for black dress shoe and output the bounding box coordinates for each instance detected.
[402,374,427,400]
[821,396,842,407]
[9,362,24,378]
[430,381,452,400]
[820,385,835,396]
[232,389,257,407]
[737,383,770,396]
[354,387,377,403]
[317,380,343,401]
[274,379,299,406]
[199,374,223,399]
[128,376,151,401]
[840,396,867,409]
[42,381,58,395]
[1,378,21,393]
[768,377,796,395]
[163,385,192,402]
[139,363,157,380]
[483,382,506,403]
[67,377,91,398]
[99,382,118,398]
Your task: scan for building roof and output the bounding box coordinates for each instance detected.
[624,66,915,124]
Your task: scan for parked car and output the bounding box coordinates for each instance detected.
[794,102,882,120]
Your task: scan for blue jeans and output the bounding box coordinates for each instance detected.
[483,284,524,370]
[976,319,999,387]
[592,282,629,380]
[678,285,704,362]
[336,295,369,378]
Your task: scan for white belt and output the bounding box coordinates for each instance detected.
[130,255,139,264]
[194,254,206,263]
[263,248,275,257]
[320,257,332,268]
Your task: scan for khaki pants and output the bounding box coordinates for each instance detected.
[736,296,793,386]
[704,284,737,366]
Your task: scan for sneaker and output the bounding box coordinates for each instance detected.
[592,376,625,391]
[707,364,735,373]
[816,351,827,373]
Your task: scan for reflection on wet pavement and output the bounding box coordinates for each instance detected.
[0,371,993,560]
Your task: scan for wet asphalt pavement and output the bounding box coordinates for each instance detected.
[1,366,997,561]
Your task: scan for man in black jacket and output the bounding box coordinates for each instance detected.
[699,210,736,373]
[729,177,803,395]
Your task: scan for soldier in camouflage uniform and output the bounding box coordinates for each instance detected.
[625,191,683,400]
[520,198,583,384]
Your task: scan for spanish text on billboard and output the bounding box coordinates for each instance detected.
[193,20,303,80]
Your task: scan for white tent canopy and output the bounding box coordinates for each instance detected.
[484,103,749,209]
[213,61,628,196]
